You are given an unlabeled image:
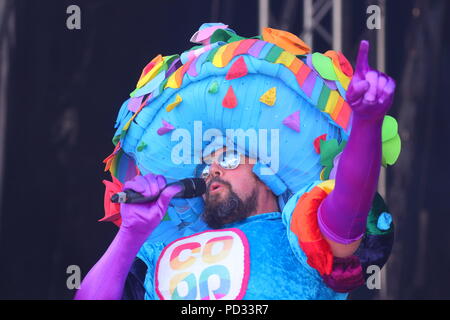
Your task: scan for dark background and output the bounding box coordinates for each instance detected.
[0,0,449,299]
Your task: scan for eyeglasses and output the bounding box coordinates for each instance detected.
[198,150,242,179]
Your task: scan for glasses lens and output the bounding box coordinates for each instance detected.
[220,151,240,169]
[201,165,210,179]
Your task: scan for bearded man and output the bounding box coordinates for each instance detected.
[75,24,397,300]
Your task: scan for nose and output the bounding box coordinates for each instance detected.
[209,162,224,178]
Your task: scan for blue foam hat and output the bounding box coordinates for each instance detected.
[104,23,356,240]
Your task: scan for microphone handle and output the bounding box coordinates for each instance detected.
[111,182,183,204]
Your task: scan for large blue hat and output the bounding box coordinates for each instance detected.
[102,23,368,237]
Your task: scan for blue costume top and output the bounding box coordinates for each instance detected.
[120,180,393,300]
[133,185,347,300]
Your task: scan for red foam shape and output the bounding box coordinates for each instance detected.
[225,56,248,80]
[314,134,328,154]
[222,86,238,109]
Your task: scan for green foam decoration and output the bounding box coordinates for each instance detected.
[210,29,235,44]
[206,46,221,63]
[265,46,284,63]
[317,85,331,111]
[322,166,333,180]
[382,115,398,142]
[366,193,393,235]
[161,212,171,222]
[320,139,339,167]
[112,134,122,146]
[130,87,139,98]
[137,141,147,152]
[320,139,347,167]
[382,133,401,166]
[312,53,338,81]
[208,81,219,94]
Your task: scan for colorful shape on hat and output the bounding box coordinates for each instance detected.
[324,50,353,78]
[381,116,401,167]
[282,111,300,132]
[314,134,328,154]
[99,175,123,227]
[222,86,238,109]
[190,23,230,45]
[382,134,401,167]
[337,51,353,77]
[157,119,175,135]
[137,141,147,152]
[260,87,277,106]
[377,212,393,231]
[103,141,121,172]
[382,116,398,142]
[262,28,311,55]
[127,96,143,112]
[208,81,219,94]
[136,55,163,89]
[225,56,248,80]
[312,53,338,81]
[166,94,182,112]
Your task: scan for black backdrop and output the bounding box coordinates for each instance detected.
[0,0,449,299]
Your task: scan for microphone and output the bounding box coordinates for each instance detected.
[110,178,206,204]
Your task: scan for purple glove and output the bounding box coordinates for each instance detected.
[318,40,396,246]
[120,174,182,238]
[74,173,181,300]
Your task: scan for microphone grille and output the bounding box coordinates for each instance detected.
[180,178,206,198]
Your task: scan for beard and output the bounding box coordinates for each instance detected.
[202,177,258,229]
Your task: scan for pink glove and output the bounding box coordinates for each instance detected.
[74,173,181,300]
[318,40,396,246]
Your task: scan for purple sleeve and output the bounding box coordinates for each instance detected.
[74,229,149,300]
[74,174,181,300]
[317,40,396,245]
[318,117,383,244]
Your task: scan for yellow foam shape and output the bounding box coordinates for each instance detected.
[212,45,227,68]
[136,60,164,89]
[325,90,339,114]
[320,168,326,181]
[123,118,132,131]
[317,180,335,194]
[333,64,350,90]
[165,69,181,89]
[166,94,182,112]
[275,51,295,68]
[259,87,277,106]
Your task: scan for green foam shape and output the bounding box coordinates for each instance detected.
[382,115,398,142]
[137,142,147,152]
[312,53,338,81]
[382,133,401,166]
[208,81,219,94]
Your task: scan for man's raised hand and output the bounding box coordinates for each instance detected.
[346,40,396,122]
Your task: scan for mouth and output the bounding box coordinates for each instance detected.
[209,182,224,193]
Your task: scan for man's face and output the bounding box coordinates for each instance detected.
[200,148,260,229]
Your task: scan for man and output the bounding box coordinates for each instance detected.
[75,25,396,299]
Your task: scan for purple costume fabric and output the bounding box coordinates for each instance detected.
[318,41,396,245]
[74,174,181,300]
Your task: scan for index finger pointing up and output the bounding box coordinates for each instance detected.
[355,40,370,78]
